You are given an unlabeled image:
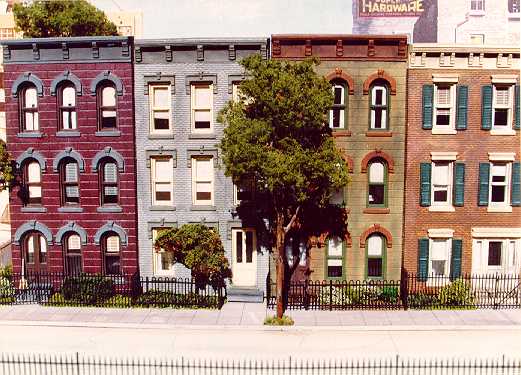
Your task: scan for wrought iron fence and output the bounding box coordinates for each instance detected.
[0,353,520,375]
[266,272,521,310]
[0,272,225,309]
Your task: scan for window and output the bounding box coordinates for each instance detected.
[470,0,485,11]
[509,0,520,13]
[191,84,213,133]
[24,161,42,205]
[429,238,451,277]
[285,235,307,268]
[103,234,120,275]
[152,228,174,276]
[367,159,386,207]
[367,234,384,278]
[370,83,388,130]
[330,188,345,206]
[473,238,521,274]
[20,85,39,132]
[191,157,213,205]
[489,163,510,206]
[329,81,347,129]
[149,85,171,134]
[470,34,484,44]
[326,236,343,279]
[64,233,82,276]
[60,160,79,206]
[98,84,117,130]
[59,84,77,130]
[100,159,119,205]
[492,85,513,130]
[431,161,452,206]
[233,177,254,205]
[151,157,173,206]
[24,232,47,273]
[433,84,455,129]
[234,229,255,265]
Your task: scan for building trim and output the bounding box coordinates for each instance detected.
[55,221,88,245]
[94,221,128,246]
[363,70,397,95]
[430,152,458,161]
[361,150,395,173]
[16,148,47,172]
[91,147,125,172]
[13,220,53,246]
[359,224,393,248]
[432,74,459,83]
[147,220,178,239]
[428,228,455,238]
[89,70,124,96]
[491,74,518,84]
[53,148,85,172]
[11,72,44,98]
[50,70,83,96]
[472,227,521,238]
[324,69,355,94]
[488,152,516,161]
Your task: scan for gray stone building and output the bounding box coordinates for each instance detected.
[134,38,269,301]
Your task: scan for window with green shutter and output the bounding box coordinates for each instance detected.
[450,239,462,281]
[481,85,493,130]
[511,161,521,206]
[418,238,429,281]
[422,85,433,130]
[420,163,431,206]
[453,162,465,206]
[478,163,490,206]
[456,85,468,130]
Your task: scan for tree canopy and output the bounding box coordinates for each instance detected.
[13,0,118,38]
[218,54,350,316]
[0,140,13,192]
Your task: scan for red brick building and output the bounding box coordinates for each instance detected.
[2,37,138,275]
[404,45,521,277]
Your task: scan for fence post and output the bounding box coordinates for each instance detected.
[329,280,333,311]
[76,352,80,375]
[266,272,270,307]
[400,269,409,311]
[304,278,309,311]
[493,274,499,309]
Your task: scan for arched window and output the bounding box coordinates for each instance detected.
[58,84,77,130]
[60,159,79,206]
[20,85,39,132]
[367,233,385,279]
[367,159,387,207]
[23,160,42,206]
[329,80,347,129]
[23,232,47,274]
[99,159,119,206]
[64,233,82,276]
[370,81,389,130]
[102,233,120,275]
[97,84,117,130]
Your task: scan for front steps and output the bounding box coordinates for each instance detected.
[227,287,264,303]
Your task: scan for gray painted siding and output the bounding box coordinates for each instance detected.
[134,55,269,292]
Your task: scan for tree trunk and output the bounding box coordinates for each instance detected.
[275,212,286,319]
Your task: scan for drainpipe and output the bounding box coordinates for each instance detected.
[454,13,470,43]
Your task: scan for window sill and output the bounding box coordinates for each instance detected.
[57,206,84,213]
[490,129,517,136]
[469,10,485,16]
[191,205,216,211]
[431,128,457,135]
[97,206,123,213]
[487,206,513,213]
[508,13,520,19]
[148,133,174,139]
[365,131,392,137]
[428,206,455,212]
[363,207,390,214]
[17,132,43,138]
[21,206,47,213]
[95,130,121,137]
[332,130,352,137]
[188,133,216,139]
[149,205,176,211]
[56,131,81,137]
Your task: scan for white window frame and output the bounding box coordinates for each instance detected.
[149,84,172,135]
[491,84,514,133]
[469,0,485,14]
[433,84,456,133]
[472,238,521,275]
[370,84,388,130]
[428,238,452,281]
[430,160,453,210]
[191,157,214,206]
[152,228,175,276]
[151,156,174,206]
[488,162,511,210]
[469,34,484,44]
[190,83,213,134]
[329,82,346,130]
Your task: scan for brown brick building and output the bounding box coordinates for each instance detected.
[403,45,521,278]
[271,35,408,281]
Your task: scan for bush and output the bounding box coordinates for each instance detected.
[105,294,131,308]
[135,290,175,308]
[134,290,222,309]
[47,293,67,306]
[0,276,15,304]
[264,315,294,326]
[0,265,12,280]
[319,285,400,306]
[407,292,440,308]
[438,279,475,307]
[61,274,116,305]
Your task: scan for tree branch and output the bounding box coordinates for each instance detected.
[284,206,301,234]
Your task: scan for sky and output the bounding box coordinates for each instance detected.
[90,0,354,39]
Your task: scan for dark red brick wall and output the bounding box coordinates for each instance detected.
[5,62,137,274]
[403,68,521,274]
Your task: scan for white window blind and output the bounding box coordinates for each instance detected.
[67,234,81,251]
[28,162,40,183]
[328,237,343,257]
[432,163,449,185]
[104,163,117,183]
[436,87,451,106]
[62,87,75,107]
[367,235,383,256]
[369,162,384,184]
[106,236,120,253]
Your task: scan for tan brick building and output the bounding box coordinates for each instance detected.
[404,44,521,278]
[271,35,408,281]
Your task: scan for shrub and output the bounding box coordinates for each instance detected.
[105,294,131,308]
[379,286,399,303]
[134,290,222,309]
[0,265,12,280]
[407,292,440,308]
[0,276,15,304]
[47,293,67,306]
[438,279,475,307]
[318,286,351,305]
[135,290,175,308]
[264,315,294,326]
[61,274,115,305]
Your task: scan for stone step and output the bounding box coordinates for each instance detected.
[227,287,264,303]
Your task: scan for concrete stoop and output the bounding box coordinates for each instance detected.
[227,287,264,303]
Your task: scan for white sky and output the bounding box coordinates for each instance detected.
[90,0,354,39]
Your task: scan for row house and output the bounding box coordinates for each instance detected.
[403,44,521,278]
[2,36,138,275]
[271,35,408,281]
[133,38,269,301]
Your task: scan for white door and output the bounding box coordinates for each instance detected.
[232,228,257,287]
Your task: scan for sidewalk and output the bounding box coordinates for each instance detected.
[1,303,520,328]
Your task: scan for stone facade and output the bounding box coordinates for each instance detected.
[134,39,270,295]
[271,35,408,281]
[404,44,521,276]
[2,37,138,275]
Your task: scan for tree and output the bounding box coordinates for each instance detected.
[218,55,350,317]
[0,140,14,192]
[154,224,232,291]
[13,0,118,38]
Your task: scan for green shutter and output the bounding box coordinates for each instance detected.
[456,85,468,130]
[515,85,520,130]
[418,238,429,282]
[422,85,434,130]
[481,85,493,130]
[453,162,465,207]
[420,163,431,207]
[478,163,490,206]
[511,161,521,207]
[450,239,462,281]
